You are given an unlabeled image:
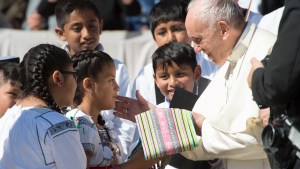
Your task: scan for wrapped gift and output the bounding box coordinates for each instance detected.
[135,108,199,160]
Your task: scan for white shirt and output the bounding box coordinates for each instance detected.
[258,7,284,35]
[66,109,123,167]
[248,11,263,26]
[0,105,86,169]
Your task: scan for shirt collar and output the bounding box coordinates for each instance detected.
[62,43,104,56]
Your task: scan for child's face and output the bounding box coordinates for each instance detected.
[0,80,20,117]
[154,61,200,101]
[92,63,119,110]
[154,21,191,47]
[55,9,103,55]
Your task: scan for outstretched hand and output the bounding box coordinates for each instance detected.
[114,90,156,122]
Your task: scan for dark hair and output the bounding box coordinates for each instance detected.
[55,0,101,29]
[19,44,72,112]
[152,42,197,73]
[71,50,114,106]
[149,0,189,39]
[0,62,19,85]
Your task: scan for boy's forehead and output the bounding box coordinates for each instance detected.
[65,9,100,24]
[155,20,185,29]
[0,72,18,85]
[0,71,3,84]
[0,80,20,90]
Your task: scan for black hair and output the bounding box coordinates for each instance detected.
[55,0,102,29]
[19,44,72,112]
[0,62,19,85]
[149,0,189,39]
[72,50,114,126]
[71,50,114,107]
[152,42,197,73]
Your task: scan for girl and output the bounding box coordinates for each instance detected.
[0,44,86,168]
[67,50,160,169]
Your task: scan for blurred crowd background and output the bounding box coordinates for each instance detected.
[0,0,285,32]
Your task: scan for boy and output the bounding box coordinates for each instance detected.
[0,58,20,118]
[132,0,219,105]
[152,42,200,108]
[127,42,215,168]
[54,0,134,162]
[132,0,192,105]
[130,1,218,168]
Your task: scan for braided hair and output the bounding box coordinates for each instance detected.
[19,44,73,112]
[72,50,114,126]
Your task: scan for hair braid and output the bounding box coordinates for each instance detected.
[19,44,72,112]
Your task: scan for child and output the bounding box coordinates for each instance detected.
[0,57,20,118]
[132,0,192,106]
[0,44,86,168]
[116,43,222,169]
[150,42,201,168]
[54,0,131,98]
[54,0,134,162]
[66,50,160,169]
[152,42,200,108]
[132,0,219,106]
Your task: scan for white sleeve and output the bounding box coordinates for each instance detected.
[132,67,147,99]
[115,61,132,98]
[48,126,86,169]
[131,64,156,105]
[181,120,267,161]
[258,7,284,35]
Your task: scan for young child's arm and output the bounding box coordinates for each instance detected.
[119,150,164,169]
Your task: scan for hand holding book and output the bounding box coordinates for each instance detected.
[135,108,199,160]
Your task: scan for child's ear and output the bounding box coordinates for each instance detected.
[51,70,65,87]
[194,65,201,81]
[99,19,104,35]
[153,74,158,82]
[82,78,94,93]
[153,74,160,87]
[55,27,67,41]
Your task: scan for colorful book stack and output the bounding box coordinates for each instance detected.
[135,108,199,160]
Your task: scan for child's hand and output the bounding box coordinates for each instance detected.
[114,90,156,122]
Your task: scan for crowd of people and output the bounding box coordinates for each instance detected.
[0,0,158,31]
[0,0,299,169]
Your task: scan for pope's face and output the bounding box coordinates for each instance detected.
[185,6,229,66]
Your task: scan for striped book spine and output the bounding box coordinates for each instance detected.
[135,108,199,160]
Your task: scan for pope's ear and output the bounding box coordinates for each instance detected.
[217,21,230,40]
[55,27,66,41]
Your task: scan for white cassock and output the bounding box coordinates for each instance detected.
[181,24,277,169]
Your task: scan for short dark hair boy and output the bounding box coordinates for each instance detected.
[0,62,20,117]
